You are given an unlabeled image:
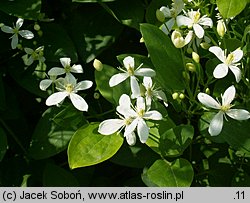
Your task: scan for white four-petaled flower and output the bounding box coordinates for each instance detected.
[109,56,156,99]
[23,46,45,66]
[48,57,83,79]
[209,46,243,83]
[46,75,93,111]
[98,94,162,145]
[160,0,184,34]
[177,10,213,39]
[198,85,250,136]
[1,18,34,49]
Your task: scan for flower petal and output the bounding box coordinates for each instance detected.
[69,93,88,111]
[39,79,52,91]
[46,92,68,106]
[136,96,146,111]
[26,56,34,66]
[154,90,168,107]
[124,119,138,138]
[160,6,171,18]
[161,18,175,34]
[11,34,18,49]
[144,110,162,120]
[135,68,156,77]
[24,47,34,54]
[198,16,213,27]
[130,76,140,99]
[208,111,224,136]
[123,56,134,70]
[60,57,71,68]
[98,119,124,135]
[75,80,93,91]
[109,73,129,87]
[71,64,83,73]
[16,18,24,29]
[1,26,14,33]
[137,119,149,143]
[226,109,250,120]
[176,15,192,27]
[125,132,136,146]
[197,93,220,109]
[229,65,241,83]
[143,77,152,88]
[209,46,225,63]
[193,24,204,39]
[19,30,34,39]
[232,49,243,63]
[48,67,65,76]
[222,85,235,106]
[213,63,228,79]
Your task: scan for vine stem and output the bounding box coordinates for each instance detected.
[0,118,28,155]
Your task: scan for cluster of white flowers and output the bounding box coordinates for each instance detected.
[1,18,46,66]
[40,57,93,111]
[157,0,250,136]
[98,56,167,145]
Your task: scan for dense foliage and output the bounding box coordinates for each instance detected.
[0,0,250,187]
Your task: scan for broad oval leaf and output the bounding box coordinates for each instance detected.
[68,122,123,169]
[143,158,194,186]
[217,0,247,18]
[140,23,185,91]
[29,105,87,160]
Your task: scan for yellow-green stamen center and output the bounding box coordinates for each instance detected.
[225,53,234,65]
[137,109,145,118]
[127,66,134,76]
[220,104,231,112]
[65,83,74,93]
[193,12,201,24]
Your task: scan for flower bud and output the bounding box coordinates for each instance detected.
[0,23,4,28]
[186,62,196,72]
[182,71,190,80]
[140,37,144,43]
[156,9,165,22]
[187,47,193,54]
[171,30,186,48]
[38,30,43,37]
[192,51,200,63]
[34,23,41,31]
[217,19,226,38]
[172,92,179,100]
[16,44,22,50]
[94,92,100,99]
[179,93,185,100]
[200,42,210,49]
[205,88,210,94]
[93,59,103,71]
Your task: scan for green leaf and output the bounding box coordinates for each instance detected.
[29,105,87,160]
[216,0,247,18]
[140,23,185,91]
[43,163,79,186]
[68,122,123,169]
[110,143,160,168]
[39,23,78,62]
[100,0,144,30]
[159,124,194,157]
[221,39,243,51]
[219,119,250,154]
[0,127,8,162]
[143,158,194,186]
[0,0,41,20]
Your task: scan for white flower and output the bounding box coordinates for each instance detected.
[209,46,243,83]
[22,46,45,66]
[177,10,213,39]
[1,18,34,49]
[98,94,137,146]
[45,75,93,111]
[171,30,193,48]
[198,85,250,136]
[160,0,184,34]
[39,74,58,91]
[109,56,156,99]
[142,77,168,108]
[125,95,163,143]
[98,94,162,144]
[48,57,83,79]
